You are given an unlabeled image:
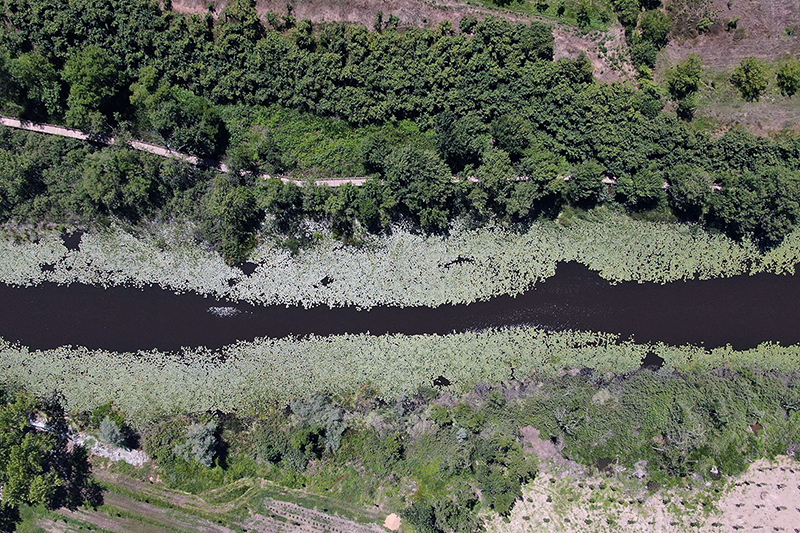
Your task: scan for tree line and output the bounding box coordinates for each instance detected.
[1,0,800,261]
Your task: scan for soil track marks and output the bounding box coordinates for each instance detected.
[41,466,387,533]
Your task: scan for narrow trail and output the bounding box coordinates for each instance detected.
[3,115,660,189]
[0,116,370,187]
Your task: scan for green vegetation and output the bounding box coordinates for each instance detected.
[4,321,800,422]
[6,209,800,309]
[777,58,800,97]
[53,369,800,530]
[1,1,800,262]
[0,390,101,532]
[730,57,769,102]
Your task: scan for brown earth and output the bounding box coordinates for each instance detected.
[170,0,634,82]
[486,455,800,533]
[660,0,800,70]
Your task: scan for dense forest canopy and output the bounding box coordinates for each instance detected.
[1,0,800,261]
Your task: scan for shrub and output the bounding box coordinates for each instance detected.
[777,59,800,97]
[99,416,127,448]
[175,421,219,467]
[666,54,704,101]
[639,10,672,48]
[730,57,769,101]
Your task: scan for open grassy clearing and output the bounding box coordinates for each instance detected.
[31,462,388,533]
[678,60,800,135]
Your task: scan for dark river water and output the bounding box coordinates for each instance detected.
[0,262,797,352]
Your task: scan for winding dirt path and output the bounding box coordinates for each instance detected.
[0,116,371,187]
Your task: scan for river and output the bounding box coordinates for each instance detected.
[0,262,796,352]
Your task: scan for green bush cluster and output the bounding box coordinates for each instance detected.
[0,390,101,531]
[2,1,800,256]
[125,369,800,530]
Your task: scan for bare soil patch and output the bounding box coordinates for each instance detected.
[661,0,800,70]
[486,455,800,533]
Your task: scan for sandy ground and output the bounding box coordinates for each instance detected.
[486,456,800,533]
[74,433,151,467]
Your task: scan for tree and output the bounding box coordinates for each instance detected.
[777,58,800,97]
[174,421,219,467]
[470,148,517,219]
[7,52,62,119]
[0,391,101,530]
[62,46,122,132]
[666,54,703,101]
[225,128,283,181]
[490,114,532,161]
[205,180,263,262]
[361,132,391,176]
[567,160,606,207]
[615,169,666,210]
[131,67,226,157]
[384,146,453,232]
[79,147,163,220]
[435,113,490,173]
[667,165,714,219]
[639,10,672,48]
[730,57,768,101]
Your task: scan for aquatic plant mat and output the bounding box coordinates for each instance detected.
[2,326,799,420]
[4,209,800,309]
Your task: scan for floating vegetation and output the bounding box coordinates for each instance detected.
[2,210,800,309]
[2,327,798,421]
[207,307,241,317]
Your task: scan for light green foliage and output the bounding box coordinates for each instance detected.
[777,58,800,97]
[0,325,645,420]
[730,57,769,101]
[7,210,800,311]
[99,416,126,448]
[175,421,219,467]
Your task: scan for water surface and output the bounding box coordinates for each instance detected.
[0,262,796,351]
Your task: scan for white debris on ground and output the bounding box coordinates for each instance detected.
[73,433,150,467]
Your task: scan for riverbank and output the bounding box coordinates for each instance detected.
[2,323,798,420]
[3,209,800,309]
